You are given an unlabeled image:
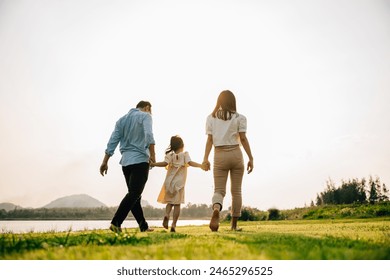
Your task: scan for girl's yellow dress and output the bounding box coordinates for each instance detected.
[157,151,191,204]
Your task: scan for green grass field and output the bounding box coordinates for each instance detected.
[1,218,389,260]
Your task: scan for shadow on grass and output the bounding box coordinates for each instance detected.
[221,232,390,259]
[0,230,188,258]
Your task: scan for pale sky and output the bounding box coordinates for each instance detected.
[0,0,389,211]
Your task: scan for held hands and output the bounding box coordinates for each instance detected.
[201,160,253,173]
[202,160,211,171]
[149,155,156,166]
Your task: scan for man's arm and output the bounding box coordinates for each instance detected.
[100,120,122,177]
[143,113,156,164]
[100,153,111,176]
[149,144,156,165]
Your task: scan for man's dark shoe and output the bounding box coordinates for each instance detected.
[109,224,122,233]
[141,228,154,232]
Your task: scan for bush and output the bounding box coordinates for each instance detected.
[268,208,282,220]
[224,206,267,221]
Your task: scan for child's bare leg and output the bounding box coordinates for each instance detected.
[171,204,180,232]
[163,204,173,229]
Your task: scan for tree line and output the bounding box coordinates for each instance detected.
[0,203,212,220]
[2,176,388,220]
[315,176,389,206]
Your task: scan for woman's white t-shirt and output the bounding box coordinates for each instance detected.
[206,112,247,146]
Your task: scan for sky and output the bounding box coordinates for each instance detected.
[0,0,389,211]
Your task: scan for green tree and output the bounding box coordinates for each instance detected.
[338,178,366,204]
[315,194,323,206]
[379,183,389,202]
[368,176,380,204]
[321,179,337,204]
[316,176,386,205]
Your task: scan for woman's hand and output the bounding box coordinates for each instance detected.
[247,159,253,174]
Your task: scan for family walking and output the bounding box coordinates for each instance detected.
[99,90,254,233]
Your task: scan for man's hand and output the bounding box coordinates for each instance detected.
[100,162,108,176]
[100,153,111,176]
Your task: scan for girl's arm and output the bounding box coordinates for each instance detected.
[150,161,168,167]
[188,161,206,170]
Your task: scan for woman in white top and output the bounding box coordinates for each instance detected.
[203,90,254,231]
[152,135,205,232]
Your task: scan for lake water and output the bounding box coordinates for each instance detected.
[0,219,209,233]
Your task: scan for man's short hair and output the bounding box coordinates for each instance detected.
[136,101,152,109]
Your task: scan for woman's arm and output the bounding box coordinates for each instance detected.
[202,134,213,171]
[239,132,254,174]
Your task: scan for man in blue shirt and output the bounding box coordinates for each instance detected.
[100,101,156,233]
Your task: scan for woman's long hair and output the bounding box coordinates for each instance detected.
[211,90,237,120]
[165,135,184,154]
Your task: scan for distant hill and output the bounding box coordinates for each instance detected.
[141,199,150,207]
[0,194,150,210]
[43,194,107,208]
[0,202,23,211]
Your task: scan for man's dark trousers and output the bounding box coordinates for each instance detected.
[111,162,149,231]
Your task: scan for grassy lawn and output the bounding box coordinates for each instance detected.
[1,218,389,260]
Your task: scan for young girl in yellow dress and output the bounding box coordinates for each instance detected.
[151,135,206,232]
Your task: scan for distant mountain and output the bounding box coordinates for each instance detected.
[0,194,151,210]
[42,194,107,208]
[141,199,150,207]
[0,202,23,211]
